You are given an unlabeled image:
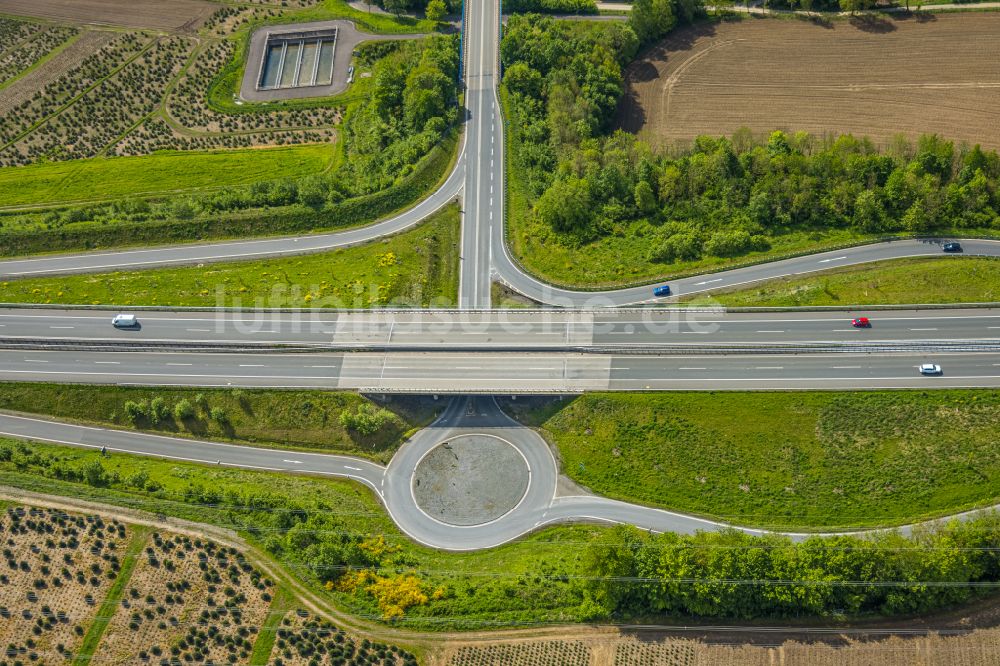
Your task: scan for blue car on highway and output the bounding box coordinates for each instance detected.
[652,285,672,297]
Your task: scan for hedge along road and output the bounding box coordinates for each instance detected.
[3,395,999,550]
[1,0,998,308]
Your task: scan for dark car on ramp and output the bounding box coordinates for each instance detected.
[943,242,963,252]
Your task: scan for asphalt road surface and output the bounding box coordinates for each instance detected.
[0,348,996,391]
[458,0,502,308]
[3,308,1000,349]
[1,396,992,550]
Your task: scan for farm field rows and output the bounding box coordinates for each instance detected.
[0,24,340,169]
[0,503,418,665]
[435,630,1000,665]
[7,499,1000,666]
[0,0,218,32]
[617,13,1000,150]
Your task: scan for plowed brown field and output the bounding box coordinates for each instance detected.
[0,0,216,32]
[616,13,1000,150]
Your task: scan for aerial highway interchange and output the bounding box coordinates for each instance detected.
[0,0,998,547]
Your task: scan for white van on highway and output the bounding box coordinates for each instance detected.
[111,314,138,328]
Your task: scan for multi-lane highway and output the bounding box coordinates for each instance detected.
[0,307,1000,344]
[0,349,997,391]
[3,307,1000,348]
[0,306,996,390]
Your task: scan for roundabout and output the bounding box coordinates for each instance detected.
[412,434,530,526]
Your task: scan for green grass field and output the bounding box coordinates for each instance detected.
[504,390,1000,529]
[0,383,440,463]
[0,440,597,629]
[683,256,1000,306]
[0,144,337,208]
[0,203,460,307]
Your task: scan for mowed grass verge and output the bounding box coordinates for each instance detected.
[0,203,460,308]
[504,390,1000,529]
[0,383,440,463]
[0,144,337,208]
[683,256,1000,306]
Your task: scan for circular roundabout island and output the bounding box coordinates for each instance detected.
[412,434,529,526]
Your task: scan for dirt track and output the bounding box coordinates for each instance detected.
[0,0,217,32]
[617,13,1000,150]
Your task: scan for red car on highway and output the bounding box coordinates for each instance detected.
[851,317,871,328]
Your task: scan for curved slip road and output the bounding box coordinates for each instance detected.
[2,396,994,550]
[0,137,465,279]
[492,237,1000,307]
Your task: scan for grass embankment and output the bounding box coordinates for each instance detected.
[505,390,1000,529]
[0,383,440,463]
[0,440,598,629]
[0,145,337,208]
[683,256,1000,306]
[0,131,457,257]
[508,211,998,290]
[72,525,152,666]
[0,202,461,308]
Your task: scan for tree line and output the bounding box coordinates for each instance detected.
[583,520,1000,620]
[502,11,1000,266]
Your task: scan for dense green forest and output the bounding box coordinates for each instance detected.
[585,522,1000,620]
[502,11,1000,272]
[339,35,459,195]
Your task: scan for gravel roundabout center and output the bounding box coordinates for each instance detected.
[413,434,529,526]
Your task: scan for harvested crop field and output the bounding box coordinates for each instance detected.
[436,627,1000,665]
[0,0,217,32]
[617,13,1000,150]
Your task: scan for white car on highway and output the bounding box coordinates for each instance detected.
[112,314,138,328]
[919,363,942,375]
